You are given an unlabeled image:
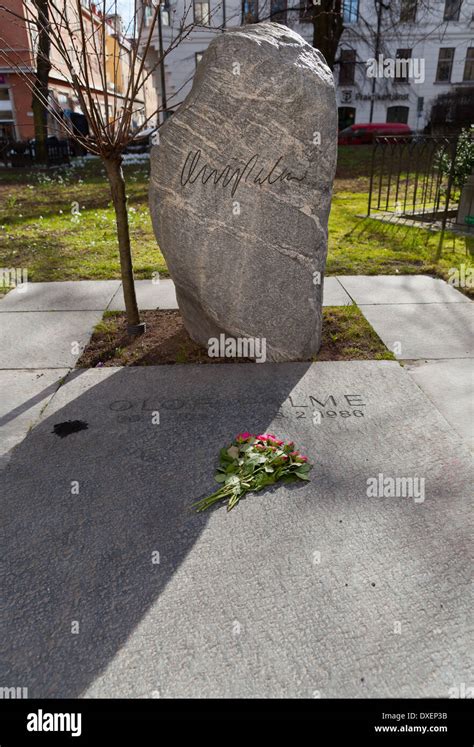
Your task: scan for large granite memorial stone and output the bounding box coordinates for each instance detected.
[150,22,337,361]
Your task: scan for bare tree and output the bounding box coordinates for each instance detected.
[32,0,51,164]
[0,0,199,334]
[311,0,344,70]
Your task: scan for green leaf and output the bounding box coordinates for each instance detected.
[295,470,311,481]
[214,473,227,483]
[296,463,311,473]
[225,474,240,486]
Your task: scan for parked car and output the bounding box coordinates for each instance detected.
[124,127,158,154]
[338,123,412,145]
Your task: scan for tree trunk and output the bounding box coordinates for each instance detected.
[312,0,344,71]
[103,156,143,334]
[32,0,51,165]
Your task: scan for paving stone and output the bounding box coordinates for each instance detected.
[360,303,473,359]
[108,279,178,311]
[338,275,470,305]
[109,278,350,312]
[405,359,474,451]
[0,281,120,311]
[2,361,471,698]
[0,369,70,469]
[323,277,352,306]
[0,311,102,368]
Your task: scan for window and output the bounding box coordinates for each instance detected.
[194,0,210,25]
[343,0,359,23]
[443,0,462,21]
[162,0,171,26]
[0,123,15,140]
[243,0,258,23]
[195,52,203,67]
[463,48,474,81]
[270,0,287,24]
[144,4,153,25]
[387,106,409,124]
[0,87,13,124]
[400,0,417,22]
[338,106,356,131]
[436,48,455,82]
[395,49,412,83]
[339,49,356,85]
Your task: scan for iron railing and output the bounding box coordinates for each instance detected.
[367,134,474,258]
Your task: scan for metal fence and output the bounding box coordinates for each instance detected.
[367,133,474,258]
[367,135,461,227]
[1,139,71,168]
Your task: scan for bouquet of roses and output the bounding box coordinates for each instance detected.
[192,432,312,513]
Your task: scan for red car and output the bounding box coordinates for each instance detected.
[338,122,412,145]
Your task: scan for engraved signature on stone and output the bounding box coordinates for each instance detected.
[180,149,307,197]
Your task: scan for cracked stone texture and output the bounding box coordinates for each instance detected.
[1,362,471,698]
[150,22,337,361]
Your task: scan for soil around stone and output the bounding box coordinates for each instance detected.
[76,308,395,368]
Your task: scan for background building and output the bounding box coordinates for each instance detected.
[0,0,157,141]
[138,0,474,130]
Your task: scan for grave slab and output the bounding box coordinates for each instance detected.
[323,277,352,306]
[360,303,473,359]
[0,368,69,469]
[108,279,178,311]
[2,361,471,698]
[405,359,474,451]
[0,311,102,368]
[338,275,469,305]
[0,281,120,311]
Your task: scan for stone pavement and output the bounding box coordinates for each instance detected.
[1,362,471,698]
[336,275,473,451]
[1,273,471,450]
[0,275,472,698]
[0,277,350,455]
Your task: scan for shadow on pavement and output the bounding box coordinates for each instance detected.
[1,363,311,697]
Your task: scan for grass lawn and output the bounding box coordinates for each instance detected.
[0,157,167,282]
[76,305,395,367]
[0,148,472,295]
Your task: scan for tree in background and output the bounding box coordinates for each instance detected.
[31,0,51,164]
[0,0,198,334]
[311,0,344,71]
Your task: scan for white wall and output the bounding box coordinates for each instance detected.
[140,0,474,129]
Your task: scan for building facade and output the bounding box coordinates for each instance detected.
[0,0,157,142]
[138,0,474,130]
